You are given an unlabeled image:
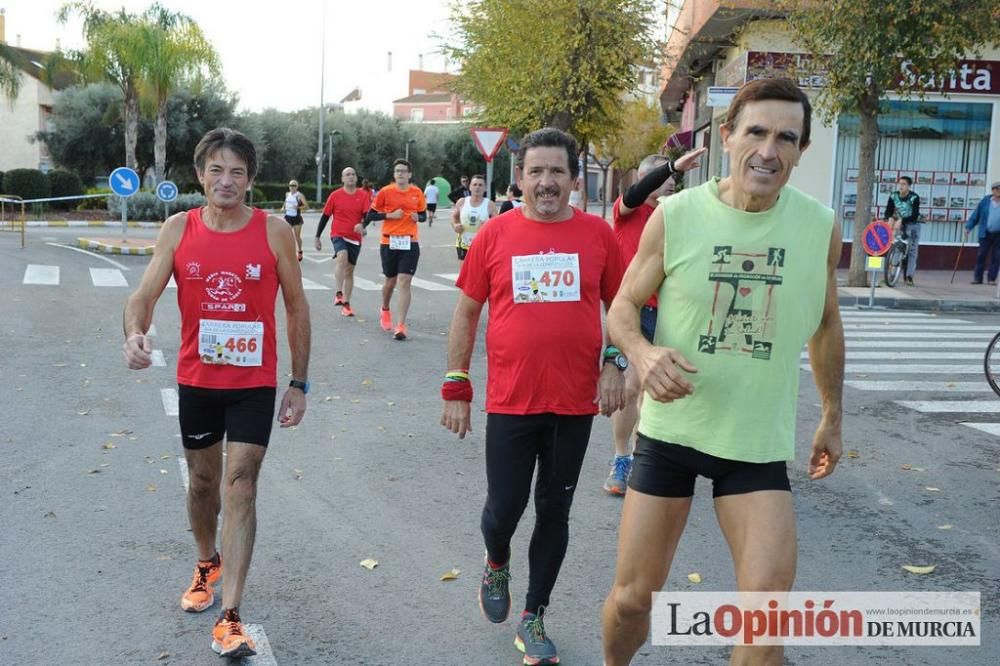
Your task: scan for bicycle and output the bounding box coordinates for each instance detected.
[883,225,911,288]
[985,331,1000,397]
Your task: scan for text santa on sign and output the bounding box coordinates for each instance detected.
[470,127,508,199]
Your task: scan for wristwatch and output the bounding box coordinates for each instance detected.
[289,379,310,394]
[603,346,628,371]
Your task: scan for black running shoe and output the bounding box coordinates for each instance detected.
[478,558,511,623]
[514,609,559,665]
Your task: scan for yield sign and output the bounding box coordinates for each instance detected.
[470,127,508,163]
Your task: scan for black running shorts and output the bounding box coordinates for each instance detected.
[284,214,304,226]
[177,384,277,449]
[628,433,791,498]
[380,243,420,277]
[332,237,361,266]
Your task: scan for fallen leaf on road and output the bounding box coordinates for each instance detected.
[53,363,67,367]
[901,464,912,470]
[937,524,953,530]
[102,443,116,450]
[902,564,936,575]
[440,568,461,581]
[360,558,378,570]
[846,450,860,459]
[43,511,56,518]
[160,469,168,475]
[925,487,941,492]
[77,410,90,416]
[386,401,395,406]
[407,433,415,438]
[324,396,333,402]
[687,573,703,584]
[147,484,157,492]
[377,426,386,432]
[157,651,170,660]
[87,469,101,475]
[351,399,361,404]
[912,467,925,472]
[161,455,171,460]
[362,378,373,386]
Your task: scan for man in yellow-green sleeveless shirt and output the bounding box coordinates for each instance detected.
[601,78,845,666]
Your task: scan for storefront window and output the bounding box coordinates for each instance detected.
[834,100,993,244]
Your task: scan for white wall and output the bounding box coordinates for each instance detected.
[0,70,44,172]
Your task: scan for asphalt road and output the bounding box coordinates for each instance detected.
[1,217,998,665]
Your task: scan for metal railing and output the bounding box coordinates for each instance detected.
[0,195,26,248]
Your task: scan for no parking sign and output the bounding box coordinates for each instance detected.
[862,220,893,257]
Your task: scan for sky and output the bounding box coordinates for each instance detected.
[5,0,456,113]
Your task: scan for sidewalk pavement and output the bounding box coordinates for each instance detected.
[838,269,1000,312]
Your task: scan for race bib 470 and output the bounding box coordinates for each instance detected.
[511,253,581,303]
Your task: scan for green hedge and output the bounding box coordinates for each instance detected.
[4,168,50,201]
[107,191,207,221]
[46,170,85,210]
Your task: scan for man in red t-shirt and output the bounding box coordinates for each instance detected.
[440,128,626,666]
[370,158,427,340]
[314,166,368,317]
[122,128,310,659]
[604,147,705,495]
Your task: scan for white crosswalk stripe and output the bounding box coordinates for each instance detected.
[300,277,330,290]
[23,264,60,285]
[89,268,129,287]
[410,276,456,291]
[827,307,1000,437]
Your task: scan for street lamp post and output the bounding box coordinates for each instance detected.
[327,129,341,186]
[405,138,416,161]
[315,3,327,204]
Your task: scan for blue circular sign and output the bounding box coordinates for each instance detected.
[156,180,179,202]
[109,167,140,198]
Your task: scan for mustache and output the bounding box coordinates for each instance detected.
[534,186,560,198]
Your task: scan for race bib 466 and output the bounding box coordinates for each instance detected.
[199,319,264,366]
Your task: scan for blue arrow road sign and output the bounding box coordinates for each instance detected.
[109,167,140,197]
[156,180,178,202]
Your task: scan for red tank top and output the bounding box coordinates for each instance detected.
[174,208,279,389]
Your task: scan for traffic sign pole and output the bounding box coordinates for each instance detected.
[109,167,141,243]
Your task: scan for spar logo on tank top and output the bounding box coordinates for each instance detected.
[202,270,246,313]
[697,245,786,360]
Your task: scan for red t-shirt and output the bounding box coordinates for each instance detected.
[457,207,624,415]
[322,187,369,243]
[612,195,658,308]
[173,208,279,389]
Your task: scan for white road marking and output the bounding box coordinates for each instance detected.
[178,456,189,491]
[89,267,129,287]
[837,310,934,318]
[840,317,972,325]
[351,277,382,291]
[161,388,179,416]
[897,400,1000,413]
[151,350,166,367]
[843,332,994,340]
[167,276,177,289]
[303,255,331,264]
[802,351,982,360]
[45,242,130,270]
[804,364,983,374]
[243,625,277,666]
[410,276,456,291]
[846,380,991,392]
[300,277,330,290]
[962,422,1000,436]
[23,264,60,285]
[842,324,997,332]
[147,324,158,336]
[435,272,461,282]
[876,491,894,506]
[844,340,986,349]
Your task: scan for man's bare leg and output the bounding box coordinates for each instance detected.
[185,441,223,560]
[602,490,692,665]
[333,250,348,295]
[382,276,397,310]
[219,441,267,610]
[343,263,355,303]
[715,490,797,666]
[395,273,413,325]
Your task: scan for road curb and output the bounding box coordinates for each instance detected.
[26,220,162,228]
[838,294,1000,312]
[77,237,155,255]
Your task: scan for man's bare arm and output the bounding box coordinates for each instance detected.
[607,205,667,358]
[806,223,845,479]
[270,215,311,427]
[441,292,484,438]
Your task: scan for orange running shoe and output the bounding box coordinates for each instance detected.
[334,291,345,306]
[341,303,355,317]
[181,554,222,613]
[211,608,256,658]
[380,307,392,331]
[393,323,408,341]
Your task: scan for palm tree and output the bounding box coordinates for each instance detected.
[58,2,146,171]
[0,43,21,101]
[139,4,219,184]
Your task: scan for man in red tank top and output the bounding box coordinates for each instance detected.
[122,128,311,659]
